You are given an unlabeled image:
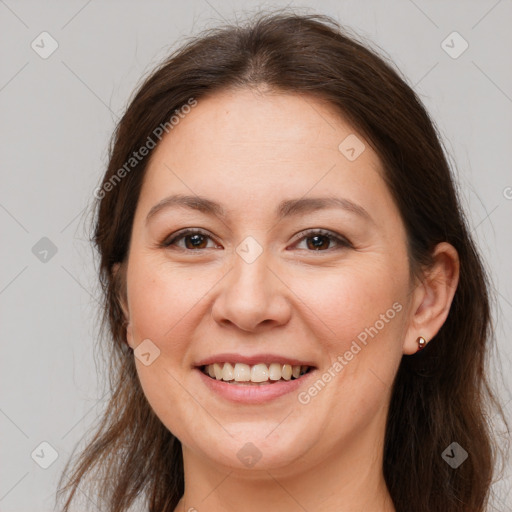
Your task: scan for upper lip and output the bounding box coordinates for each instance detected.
[194,353,317,368]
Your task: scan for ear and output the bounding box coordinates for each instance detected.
[112,262,134,349]
[403,242,460,354]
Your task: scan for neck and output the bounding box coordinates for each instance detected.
[174,428,395,512]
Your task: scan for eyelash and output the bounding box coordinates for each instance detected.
[160,228,352,252]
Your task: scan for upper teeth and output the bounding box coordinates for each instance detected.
[203,362,309,383]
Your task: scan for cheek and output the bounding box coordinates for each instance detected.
[294,278,405,444]
[290,257,407,408]
[124,255,206,437]
[125,253,209,347]
[291,258,407,348]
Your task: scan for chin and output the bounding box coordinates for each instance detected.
[186,421,319,474]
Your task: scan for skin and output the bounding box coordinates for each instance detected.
[115,87,459,512]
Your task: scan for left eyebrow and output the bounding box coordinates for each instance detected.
[145,194,374,226]
[276,196,373,223]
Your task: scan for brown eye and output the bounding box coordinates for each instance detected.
[293,229,351,251]
[305,234,331,250]
[162,229,218,250]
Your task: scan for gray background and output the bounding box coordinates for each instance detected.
[0,0,511,510]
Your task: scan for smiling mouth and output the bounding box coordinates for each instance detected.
[199,362,313,384]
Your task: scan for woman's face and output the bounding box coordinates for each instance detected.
[121,87,417,474]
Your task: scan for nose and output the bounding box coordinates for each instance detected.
[210,247,291,333]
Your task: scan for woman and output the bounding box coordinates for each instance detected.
[56,11,507,512]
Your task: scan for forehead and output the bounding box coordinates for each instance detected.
[137,88,394,225]
[152,87,373,163]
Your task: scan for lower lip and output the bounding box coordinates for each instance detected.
[195,368,316,404]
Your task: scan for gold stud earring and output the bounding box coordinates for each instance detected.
[416,336,427,351]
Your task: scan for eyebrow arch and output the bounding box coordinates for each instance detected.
[145,194,373,225]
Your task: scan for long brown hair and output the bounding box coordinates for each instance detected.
[56,10,508,512]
